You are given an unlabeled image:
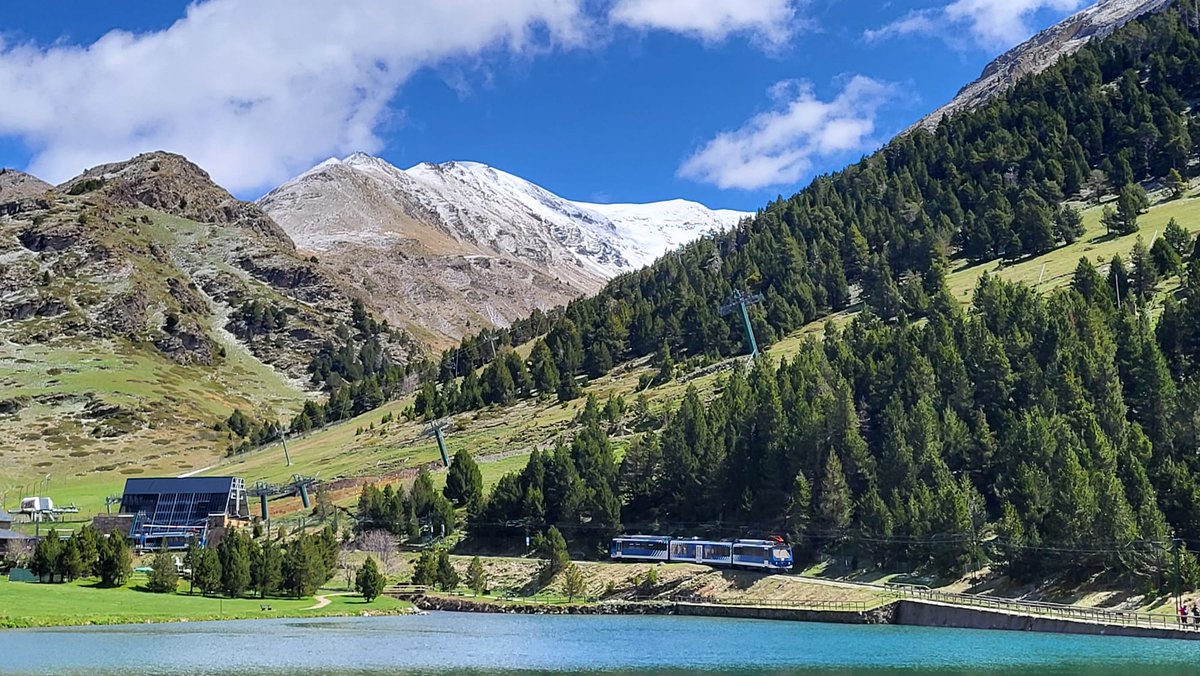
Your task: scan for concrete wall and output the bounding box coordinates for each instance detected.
[673,602,892,625]
[893,600,1200,641]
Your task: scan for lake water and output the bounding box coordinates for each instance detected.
[1,612,1198,675]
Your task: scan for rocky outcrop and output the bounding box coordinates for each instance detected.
[912,0,1174,132]
[66,151,295,248]
[0,168,51,204]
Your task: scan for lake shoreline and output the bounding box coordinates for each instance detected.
[0,605,417,631]
[401,592,1200,642]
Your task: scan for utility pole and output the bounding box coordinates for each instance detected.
[719,289,765,358]
[1173,537,1183,614]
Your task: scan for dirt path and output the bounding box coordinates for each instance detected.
[305,591,352,610]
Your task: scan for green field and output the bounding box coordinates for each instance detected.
[946,187,1199,301]
[0,576,409,629]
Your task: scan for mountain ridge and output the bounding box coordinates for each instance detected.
[259,153,747,346]
[912,0,1174,132]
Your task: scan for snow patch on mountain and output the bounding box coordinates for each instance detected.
[261,154,749,279]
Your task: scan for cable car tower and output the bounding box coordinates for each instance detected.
[720,289,765,359]
[427,419,451,468]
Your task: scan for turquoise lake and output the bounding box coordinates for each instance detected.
[2,612,1198,674]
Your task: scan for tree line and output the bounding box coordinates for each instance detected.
[177,527,339,598]
[30,526,132,587]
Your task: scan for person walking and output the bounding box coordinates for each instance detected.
[1179,604,1188,625]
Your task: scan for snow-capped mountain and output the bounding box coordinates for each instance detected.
[258,153,747,346]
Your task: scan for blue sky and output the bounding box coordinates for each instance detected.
[0,0,1090,210]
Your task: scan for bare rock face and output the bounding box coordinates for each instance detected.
[0,168,52,203]
[260,154,748,347]
[912,0,1173,132]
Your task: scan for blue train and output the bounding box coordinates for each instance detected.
[610,535,793,570]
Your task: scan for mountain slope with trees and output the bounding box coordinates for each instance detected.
[427,2,1200,586]
[430,0,1200,417]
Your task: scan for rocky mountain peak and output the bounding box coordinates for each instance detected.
[911,0,1173,132]
[0,168,52,203]
[62,151,295,249]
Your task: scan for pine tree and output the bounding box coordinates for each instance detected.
[1101,206,1122,236]
[1054,205,1086,244]
[194,546,222,595]
[1131,237,1159,302]
[183,538,201,594]
[435,549,459,591]
[251,539,283,598]
[817,452,852,537]
[1115,183,1147,235]
[467,555,487,596]
[59,532,86,582]
[31,532,61,583]
[561,562,586,602]
[1168,168,1188,199]
[411,549,438,586]
[655,341,675,384]
[147,545,179,593]
[355,556,386,602]
[784,473,812,563]
[282,535,326,598]
[218,529,252,598]
[1109,255,1130,308]
[1164,218,1193,259]
[444,448,484,510]
[539,526,570,582]
[96,530,132,587]
[529,340,560,399]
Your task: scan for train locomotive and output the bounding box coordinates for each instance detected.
[610,535,793,570]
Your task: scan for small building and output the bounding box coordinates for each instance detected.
[0,509,34,562]
[116,477,249,550]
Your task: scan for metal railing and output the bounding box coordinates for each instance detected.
[885,584,1196,632]
[639,594,870,612]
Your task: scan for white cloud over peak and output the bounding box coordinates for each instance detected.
[866,0,1085,50]
[0,0,589,193]
[678,76,895,191]
[610,0,800,47]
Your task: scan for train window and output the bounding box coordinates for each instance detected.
[734,546,766,561]
[704,544,730,558]
[773,548,790,558]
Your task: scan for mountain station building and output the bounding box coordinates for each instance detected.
[94,476,250,550]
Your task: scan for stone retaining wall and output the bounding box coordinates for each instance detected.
[893,600,1200,641]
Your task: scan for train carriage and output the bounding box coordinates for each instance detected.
[611,535,792,570]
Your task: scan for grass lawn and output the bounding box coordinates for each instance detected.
[0,576,409,629]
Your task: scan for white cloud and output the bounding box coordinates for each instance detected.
[678,76,895,191]
[866,0,1085,50]
[0,0,589,193]
[862,10,939,43]
[610,0,800,47]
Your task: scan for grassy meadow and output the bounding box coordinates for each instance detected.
[0,576,409,629]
